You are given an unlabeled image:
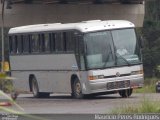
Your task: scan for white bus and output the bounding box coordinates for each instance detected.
[8,20,144,99]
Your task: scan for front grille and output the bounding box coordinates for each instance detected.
[106,80,130,90]
[103,73,131,79]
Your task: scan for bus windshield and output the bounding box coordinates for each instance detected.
[84,28,141,70]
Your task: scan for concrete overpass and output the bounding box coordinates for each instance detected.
[0,0,145,27]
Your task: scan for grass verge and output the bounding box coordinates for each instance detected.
[134,77,159,93]
[112,99,160,113]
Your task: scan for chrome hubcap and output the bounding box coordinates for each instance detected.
[75,82,81,95]
[32,80,37,95]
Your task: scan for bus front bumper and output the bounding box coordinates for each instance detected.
[86,74,144,94]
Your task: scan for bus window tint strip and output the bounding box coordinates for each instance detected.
[9,31,78,54]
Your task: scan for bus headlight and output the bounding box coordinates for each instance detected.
[88,75,104,80]
[131,70,143,75]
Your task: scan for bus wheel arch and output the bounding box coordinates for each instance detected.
[29,74,50,98]
[29,75,40,98]
[71,75,84,99]
[71,75,77,90]
[29,74,35,92]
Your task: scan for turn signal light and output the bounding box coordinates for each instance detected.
[88,76,97,80]
[88,75,104,80]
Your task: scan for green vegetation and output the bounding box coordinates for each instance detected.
[134,78,158,93]
[113,77,160,114]
[0,79,13,93]
[0,73,13,93]
[142,0,160,77]
[112,99,160,113]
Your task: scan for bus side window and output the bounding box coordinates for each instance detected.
[9,36,13,54]
[40,34,45,52]
[12,35,18,54]
[40,33,51,53]
[63,32,67,52]
[17,35,23,54]
[55,32,65,52]
[75,33,85,70]
[50,33,56,52]
[44,33,50,52]
[66,31,75,52]
[23,35,30,54]
[39,34,43,52]
[30,34,40,53]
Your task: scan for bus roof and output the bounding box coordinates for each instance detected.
[8,20,135,34]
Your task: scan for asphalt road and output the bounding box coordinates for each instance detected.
[9,93,160,114]
[0,93,160,120]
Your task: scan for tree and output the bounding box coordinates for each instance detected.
[142,0,160,77]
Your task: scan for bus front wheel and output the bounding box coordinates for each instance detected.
[72,78,84,99]
[119,89,133,98]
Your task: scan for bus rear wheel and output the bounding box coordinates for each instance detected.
[72,78,84,99]
[31,77,50,98]
[119,89,132,98]
[32,77,41,98]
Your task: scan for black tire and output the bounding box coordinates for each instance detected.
[119,89,133,98]
[72,78,84,99]
[11,91,19,100]
[31,77,50,98]
[31,77,41,98]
